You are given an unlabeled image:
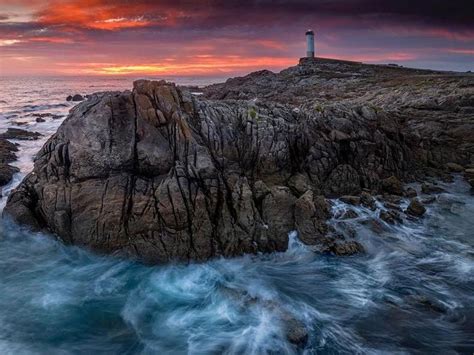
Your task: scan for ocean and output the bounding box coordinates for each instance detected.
[0,76,473,354]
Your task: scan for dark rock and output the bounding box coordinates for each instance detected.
[72,94,84,101]
[294,190,328,245]
[446,162,464,172]
[383,195,403,204]
[421,196,437,204]
[380,210,402,224]
[281,311,309,346]
[407,295,448,314]
[381,176,404,196]
[406,198,426,217]
[338,209,359,219]
[465,170,474,188]
[0,164,19,186]
[323,240,365,256]
[384,202,401,211]
[36,117,46,123]
[340,195,360,205]
[405,187,417,198]
[66,95,73,101]
[287,173,310,197]
[0,128,42,141]
[421,182,446,194]
[360,191,376,210]
[361,218,387,233]
[0,139,19,187]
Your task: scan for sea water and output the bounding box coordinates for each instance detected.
[0,77,473,354]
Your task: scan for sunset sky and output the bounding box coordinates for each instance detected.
[0,0,473,77]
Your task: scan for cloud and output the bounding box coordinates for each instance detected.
[0,0,472,75]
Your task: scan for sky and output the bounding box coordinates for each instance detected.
[0,0,473,77]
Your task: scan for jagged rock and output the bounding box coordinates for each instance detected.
[446,162,464,172]
[4,58,474,263]
[0,128,42,140]
[381,176,404,195]
[360,191,376,210]
[406,198,426,217]
[0,139,19,187]
[294,190,328,245]
[287,173,310,197]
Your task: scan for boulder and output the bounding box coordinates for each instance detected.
[72,94,84,101]
[406,198,426,217]
[381,176,404,195]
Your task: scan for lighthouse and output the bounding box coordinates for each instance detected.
[306,30,315,58]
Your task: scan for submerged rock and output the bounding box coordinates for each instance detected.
[405,187,417,198]
[323,239,365,256]
[406,199,426,217]
[421,182,446,194]
[380,209,402,224]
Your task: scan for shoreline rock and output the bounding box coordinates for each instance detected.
[3,59,473,263]
[0,128,43,141]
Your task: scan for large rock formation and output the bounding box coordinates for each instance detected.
[4,58,474,263]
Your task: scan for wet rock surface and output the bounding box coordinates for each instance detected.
[0,139,19,187]
[0,128,42,141]
[4,59,474,263]
[406,199,427,217]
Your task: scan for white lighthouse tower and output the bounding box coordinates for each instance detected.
[306,30,315,58]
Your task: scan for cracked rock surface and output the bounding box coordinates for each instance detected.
[4,59,474,263]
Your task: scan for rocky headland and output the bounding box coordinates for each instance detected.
[4,58,474,263]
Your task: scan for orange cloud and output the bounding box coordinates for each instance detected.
[35,0,162,30]
[55,56,296,76]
